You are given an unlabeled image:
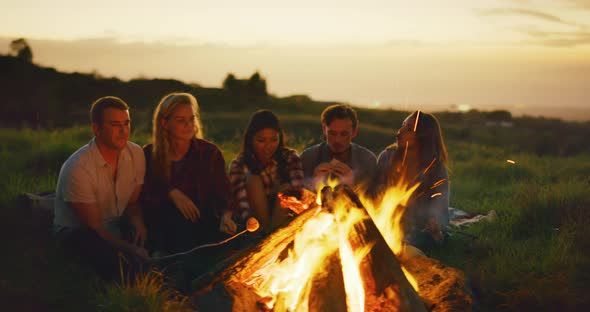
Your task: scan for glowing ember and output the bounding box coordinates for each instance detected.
[430,178,446,189]
[278,188,317,214]
[506,159,516,164]
[401,141,409,168]
[430,192,442,198]
[413,110,421,132]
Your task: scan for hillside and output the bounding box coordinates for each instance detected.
[1,55,589,157]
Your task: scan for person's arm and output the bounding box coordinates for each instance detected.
[350,148,377,187]
[125,184,147,246]
[429,176,450,225]
[287,150,304,192]
[365,151,378,185]
[209,147,237,234]
[310,163,333,190]
[376,147,397,187]
[210,147,232,216]
[300,146,328,191]
[68,201,149,259]
[426,171,450,242]
[145,144,201,222]
[228,157,251,222]
[62,161,148,259]
[331,160,354,186]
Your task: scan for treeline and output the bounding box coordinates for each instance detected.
[1,55,588,156]
[0,55,311,128]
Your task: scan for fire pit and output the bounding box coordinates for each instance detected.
[192,182,472,311]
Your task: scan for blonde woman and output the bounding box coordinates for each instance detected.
[140,92,231,254]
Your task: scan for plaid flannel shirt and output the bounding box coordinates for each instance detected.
[229,148,304,221]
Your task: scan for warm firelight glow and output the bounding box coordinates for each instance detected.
[401,266,419,292]
[337,203,372,312]
[235,176,422,311]
[315,176,340,206]
[360,179,421,293]
[247,211,337,310]
[507,159,516,164]
[360,181,420,256]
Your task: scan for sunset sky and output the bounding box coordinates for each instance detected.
[1,0,589,120]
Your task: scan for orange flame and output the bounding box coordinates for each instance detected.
[360,179,419,256]
[235,176,422,310]
[315,176,340,206]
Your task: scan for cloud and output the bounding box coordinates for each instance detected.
[565,0,590,10]
[509,0,590,10]
[520,28,590,47]
[477,6,590,47]
[478,8,585,28]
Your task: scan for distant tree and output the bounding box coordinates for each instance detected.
[223,73,239,94]
[10,38,33,62]
[486,110,512,122]
[248,71,267,96]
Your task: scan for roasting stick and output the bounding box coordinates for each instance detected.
[150,217,260,261]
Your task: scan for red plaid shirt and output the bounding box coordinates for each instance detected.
[229,148,303,221]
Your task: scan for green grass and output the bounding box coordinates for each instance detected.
[1,121,589,311]
[95,270,192,312]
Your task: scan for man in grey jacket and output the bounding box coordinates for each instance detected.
[301,104,377,191]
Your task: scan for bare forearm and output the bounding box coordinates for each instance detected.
[126,202,144,227]
[91,225,137,254]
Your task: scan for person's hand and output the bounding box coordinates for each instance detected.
[220,210,237,235]
[427,218,444,242]
[313,163,332,180]
[168,188,200,222]
[331,160,354,185]
[312,163,333,189]
[132,221,147,247]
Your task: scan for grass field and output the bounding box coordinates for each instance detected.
[1,115,589,311]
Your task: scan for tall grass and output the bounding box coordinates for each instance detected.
[96,270,192,312]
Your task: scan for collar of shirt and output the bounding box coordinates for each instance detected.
[88,138,130,169]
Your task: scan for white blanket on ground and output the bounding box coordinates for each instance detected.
[448,207,497,227]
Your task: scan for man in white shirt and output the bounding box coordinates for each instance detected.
[54,96,148,280]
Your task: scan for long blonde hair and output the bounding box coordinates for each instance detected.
[151,92,203,182]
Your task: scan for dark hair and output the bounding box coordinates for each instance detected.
[239,109,291,182]
[90,96,129,124]
[321,104,358,129]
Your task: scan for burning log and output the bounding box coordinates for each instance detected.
[331,185,427,312]
[192,206,321,295]
[401,256,473,312]
[192,184,469,311]
[307,244,348,312]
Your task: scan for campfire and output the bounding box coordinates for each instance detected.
[193,180,472,312]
